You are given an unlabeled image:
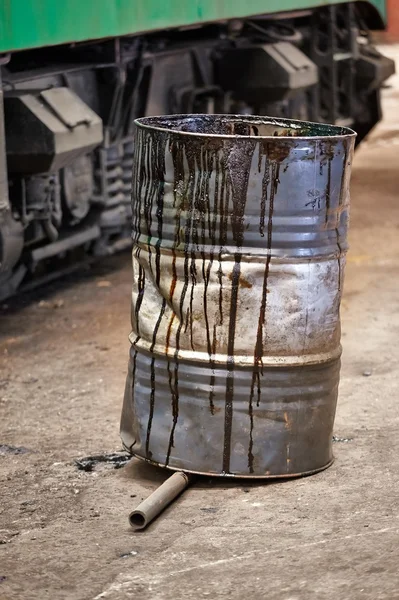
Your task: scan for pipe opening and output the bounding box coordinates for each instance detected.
[129,511,146,529]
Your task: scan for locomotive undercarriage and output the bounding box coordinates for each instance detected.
[0,4,394,300]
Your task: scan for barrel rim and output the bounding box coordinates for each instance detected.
[134,113,357,141]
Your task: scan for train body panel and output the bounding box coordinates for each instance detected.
[0,1,394,299]
[0,0,387,53]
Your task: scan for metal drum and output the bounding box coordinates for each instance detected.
[121,114,356,478]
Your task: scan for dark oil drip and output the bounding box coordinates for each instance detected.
[336,241,342,293]
[154,202,164,287]
[170,140,185,208]
[248,154,277,472]
[132,345,138,382]
[204,149,214,241]
[217,256,224,326]
[145,298,167,458]
[170,139,186,248]
[165,140,196,466]
[213,153,224,328]
[248,381,255,471]
[153,134,167,288]
[165,265,189,465]
[165,252,178,430]
[324,157,332,227]
[319,141,323,176]
[204,147,220,414]
[189,256,197,351]
[216,152,229,334]
[169,254,177,304]
[257,144,263,173]
[184,143,200,353]
[210,150,220,251]
[203,255,215,413]
[217,157,231,349]
[336,143,348,293]
[223,255,241,473]
[202,257,213,360]
[259,154,270,237]
[165,314,175,356]
[196,147,208,256]
[143,130,155,272]
[208,323,218,415]
[143,132,167,459]
[218,155,230,250]
[129,348,139,444]
[134,247,145,337]
[222,140,255,474]
[198,148,214,377]
[132,128,144,245]
[166,152,180,347]
[165,357,179,465]
[165,136,186,393]
[184,307,190,334]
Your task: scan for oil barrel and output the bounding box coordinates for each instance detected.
[121,114,356,478]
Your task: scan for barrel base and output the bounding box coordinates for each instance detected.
[121,348,340,478]
[129,450,335,479]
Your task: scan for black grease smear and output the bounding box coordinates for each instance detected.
[166,140,186,428]
[188,258,197,351]
[217,149,231,340]
[332,435,353,443]
[208,323,218,413]
[223,255,241,473]
[202,148,218,413]
[134,247,145,337]
[203,257,214,411]
[138,132,167,459]
[248,149,279,473]
[0,444,31,456]
[222,140,255,474]
[165,139,196,465]
[325,157,332,227]
[320,140,335,229]
[336,142,348,293]
[146,299,167,458]
[258,145,270,237]
[132,128,143,245]
[154,145,166,288]
[196,147,213,376]
[217,256,224,327]
[143,128,155,273]
[130,348,138,432]
[75,453,130,472]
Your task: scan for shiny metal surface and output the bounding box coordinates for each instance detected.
[121,114,356,477]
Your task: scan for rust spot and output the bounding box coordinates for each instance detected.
[165,314,176,355]
[228,272,252,289]
[284,411,291,430]
[259,139,292,163]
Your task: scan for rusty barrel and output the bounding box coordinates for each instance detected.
[121,114,356,478]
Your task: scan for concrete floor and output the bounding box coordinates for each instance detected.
[1,46,399,600]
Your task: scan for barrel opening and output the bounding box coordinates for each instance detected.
[136,114,355,139]
[129,511,146,529]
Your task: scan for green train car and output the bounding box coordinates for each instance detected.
[0,0,394,299]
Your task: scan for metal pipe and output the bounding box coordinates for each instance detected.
[129,471,192,530]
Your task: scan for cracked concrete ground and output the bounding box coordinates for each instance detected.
[1,45,399,600]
